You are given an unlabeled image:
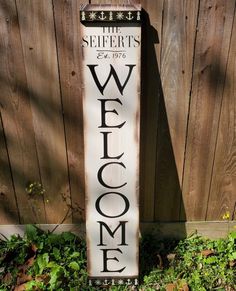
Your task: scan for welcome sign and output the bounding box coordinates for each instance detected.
[80,4,141,287]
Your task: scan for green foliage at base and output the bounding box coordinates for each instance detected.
[140,232,236,291]
[0,225,235,290]
[0,225,87,290]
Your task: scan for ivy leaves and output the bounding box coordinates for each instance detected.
[141,232,236,291]
[0,225,87,290]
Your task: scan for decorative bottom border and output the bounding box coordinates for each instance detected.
[88,278,139,287]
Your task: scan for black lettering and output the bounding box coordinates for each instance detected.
[87,64,136,95]
[95,192,129,218]
[101,248,126,273]
[100,131,124,159]
[82,36,89,47]
[90,35,97,48]
[110,35,117,48]
[97,221,128,246]
[98,98,126,128]
[126,35,132,47]
[97,162,127,189]
[102,35,110,47]
[134,35,141,47]
[118,35,125,47]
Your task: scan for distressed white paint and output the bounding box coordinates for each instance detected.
[81,7,141,282]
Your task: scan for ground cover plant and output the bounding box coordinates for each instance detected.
[0,225,235,290]
[140,232,236,291]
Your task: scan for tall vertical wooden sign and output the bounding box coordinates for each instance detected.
[80,4,141,287]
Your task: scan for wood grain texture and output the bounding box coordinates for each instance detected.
[182,0,235,221]
[16,0,70,224]
[207,7,236,221]
[0,0,46,223]
[154,0,199,222]
[139,0,163,221]
[141,0,163,64]
[0,113,19,224]
[53,0,88,222]
[160,0,199,185]
[141,221,236,239]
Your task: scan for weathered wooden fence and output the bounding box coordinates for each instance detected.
[0,0,236,226]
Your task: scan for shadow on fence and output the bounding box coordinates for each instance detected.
[140,9,186,228]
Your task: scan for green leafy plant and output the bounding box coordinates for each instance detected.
[0,225,87,290]
[140,232,236,291]
[0,227,235,290]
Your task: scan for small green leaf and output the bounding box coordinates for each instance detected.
[49,266,63,288]
[25,225,38,241]
[69,261,80,271]
[25,280,45,290]
[62,232,75,242]
[47,233,62,245]
[47,261,59,268]
[205,256,217,264]
[53,247,60,260]
[70,252,80,258]
[37,253,49,274]
[229,231,236,239]
[229,252,236,260]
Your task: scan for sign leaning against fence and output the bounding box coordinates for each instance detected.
[80,4,141,286]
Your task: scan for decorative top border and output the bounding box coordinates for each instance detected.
[80,10,141,23]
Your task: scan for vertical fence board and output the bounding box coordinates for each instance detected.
[53,0,88,222]
[160,0,199,185]
[207,8,236,221]
[182,0,235,220]
[154,0,199,221]
[16,0,70,224]
[0,113,19,224]
[139,0,163,221]
[0,0,46,223]
[141,0,163,64]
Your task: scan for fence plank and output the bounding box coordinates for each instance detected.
[16,0,70,224]
[0,113,19,224]
[141,0,163,65]
[207,9,236,221]
[154,0,199,221]
[0,0,46,223]
[53,0,88,222]
[182,0,235,220]
[160,0,199,185]
[139,0,163,221]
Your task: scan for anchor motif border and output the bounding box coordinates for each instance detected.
[80,10,141,22]
[88,278,139,287]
